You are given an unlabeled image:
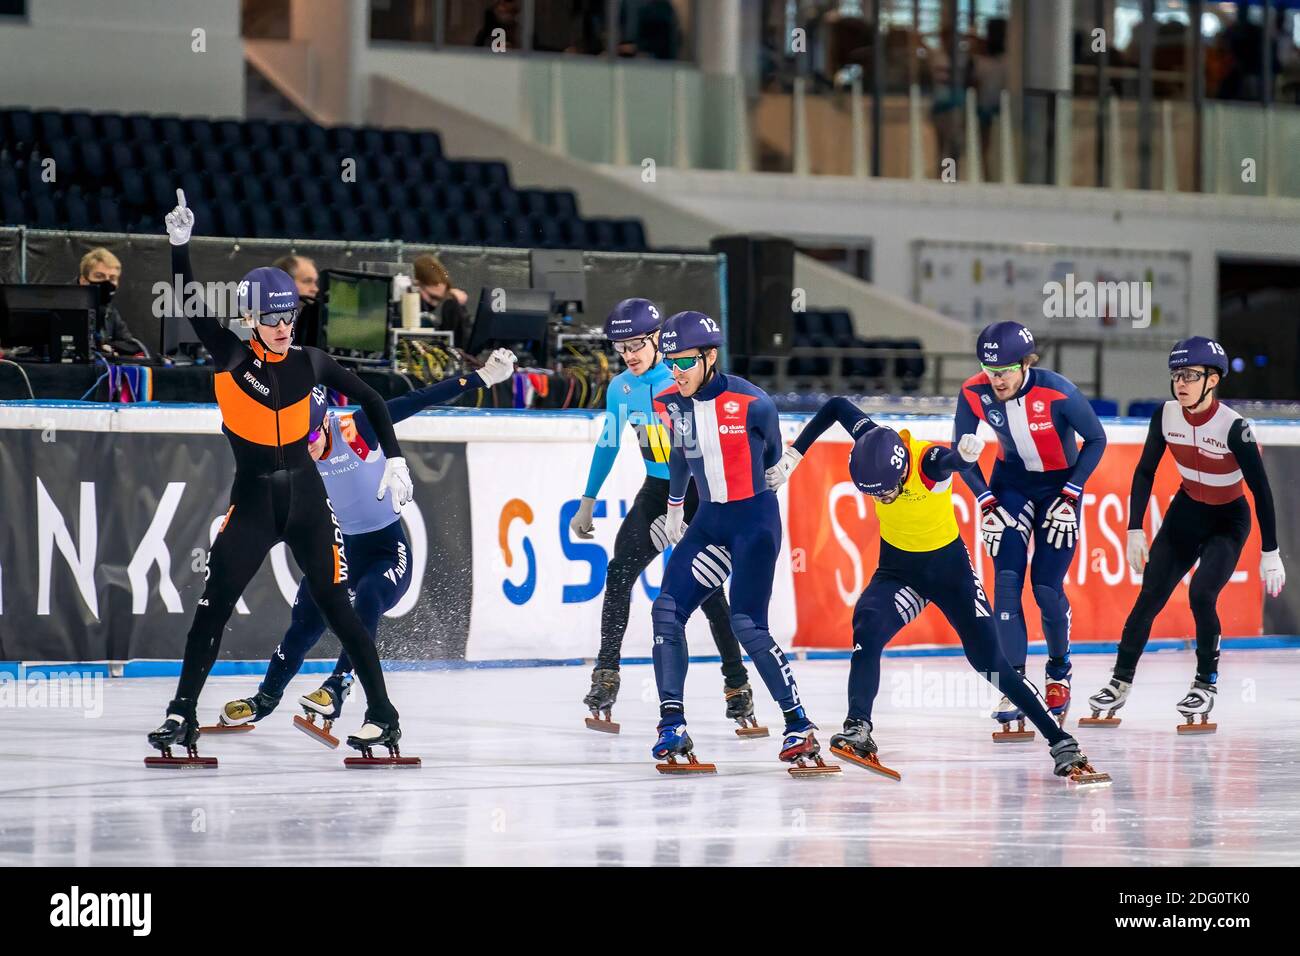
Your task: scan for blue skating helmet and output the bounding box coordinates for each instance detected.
[604,298,662,341]
[237,266,300,320]
[849,426,910,497]
[1169,336,1228,379]
[309,384,329,433]
[977,321,1035,367]
[659,311,723,355]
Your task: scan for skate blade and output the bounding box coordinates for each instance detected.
[656,755,716,775]
[829,745,901,781]
[1078,716,1122,728]
[1176,721,1217,735]
[144,755,218,769]
[735,725,770,738]
[991,730,1036,743]
[787,756,842,777]
[343,756,422,768]
[293,714,340,749]
[1068,768,1113,787]
[584,716,621,734]
[199,723,254,734]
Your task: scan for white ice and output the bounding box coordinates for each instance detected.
[2,649,1299,866]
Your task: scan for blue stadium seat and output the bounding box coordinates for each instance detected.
[78,142,107,181]
[481,215,510,246]
[66,111,96,142]
[327,126,357,153]
[616,219,646,250]
[1127,400,1163,419]
[548,192,578,219]
[218,204,248,237]
[94,194,125,233]
[422,156,452,182]
[240,177,267,205]
[2,109,35,145]
[1089,398,1119,417]
[195,147,226,174]
[302,124,328,153]
[137,142,164,170]
[305,205,334,239]
[387,129,416,156]
[360,127,385,156]
[395,155,422,183]
[420,212,450,243]
[125,113,155,142]
[584,219,616,249]
[96,112,126,143]
[157,115,186,144]
[273,122,305,152]
[493,190,521,217]
[244,120,272,150]
[31,194,59,228]
[479,161,510,190]
[110,141,137,173]
[334,207,361,238]
[118,169,147,208]
[36,110,66,143]
[215,120,243,148]
[451,212,481,244]
[49,140,77,179]
[415,131,442,159]
[63,191,90,229]
[519,190,548,218]
[165,144,195,173]
[0,190,25,225]
[184,118,215,147]
[275,205,305,237]
[362,207,393,240]
[225,150,254,176]
[249,202,276,237]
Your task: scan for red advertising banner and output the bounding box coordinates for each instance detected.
[787,441,1263,648]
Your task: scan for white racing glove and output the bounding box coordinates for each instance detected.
[664,502,686,545]
[1127,529,1149,575]
[765,446,803,491]
[377,456,414,513]
[1261,549,1286,598]
[164,188,194,245]
[957,433,984,463]
[477,348,517,387]
[1041,492,1080,550]
[570,495,596,539]
[978,498,1017,558]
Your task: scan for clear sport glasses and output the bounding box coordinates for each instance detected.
[612,335,654,355]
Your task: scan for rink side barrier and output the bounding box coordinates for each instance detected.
[0,403,1297,666]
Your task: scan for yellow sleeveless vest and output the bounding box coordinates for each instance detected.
[875,431,961,553]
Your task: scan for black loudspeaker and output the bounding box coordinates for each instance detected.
[711,235,794,358]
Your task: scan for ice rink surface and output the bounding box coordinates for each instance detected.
[3,649,1299,867]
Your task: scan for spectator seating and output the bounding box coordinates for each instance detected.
[0,107,648,250]
[743,308,926,393]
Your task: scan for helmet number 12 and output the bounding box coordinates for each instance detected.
[698,316,720,334]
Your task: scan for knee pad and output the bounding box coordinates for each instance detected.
[994,570,1024,612]
[1032,583,1069,618]
[651,593,685,641]
[729,612,774,654]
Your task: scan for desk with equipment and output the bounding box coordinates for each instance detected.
[0,284,97,364]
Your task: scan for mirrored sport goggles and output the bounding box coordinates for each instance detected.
[612,334,655,355]
[665,354,703,372]
[252,308,300,328]
[980,362,1022,380]
[1170,368,1210,384]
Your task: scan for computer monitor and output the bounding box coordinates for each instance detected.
[530,250,586,317]
[320,269,392,362]
[468,288,554,365]
[0,284,96,363]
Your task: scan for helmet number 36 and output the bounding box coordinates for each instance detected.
[890,445,906,469]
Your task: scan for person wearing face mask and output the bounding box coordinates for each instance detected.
[412,254,471,349]
[1085,337,1284,733]
[952,321,1107,737]
[217,348,516,744]
[146,190,414,766]
[272,254,319,304]
[572,299,759,736]
[77,248,143,356]
[768,400,1108,785]
[648,311,832,775]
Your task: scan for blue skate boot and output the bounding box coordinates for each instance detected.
[653,718,715,774]
[991,690,1035,743]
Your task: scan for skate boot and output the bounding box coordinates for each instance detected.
[1080,676,1131,727]
[344,718,420,768]
[145,701,216,768]
[1049,735,1111,786]
[829,718,899,781]
[1045,675,1071,727]
[294,673,353,749]
[724,682,769,738]
[1175,679,1217,734]
[207,689,280,733]
[653,719,715,774]
[991,694,1034,742]
[781,713,840,777]
[583,667,620,734]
